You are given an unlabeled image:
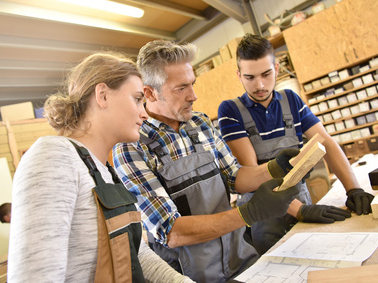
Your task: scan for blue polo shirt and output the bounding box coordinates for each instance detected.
[217,89,320,147]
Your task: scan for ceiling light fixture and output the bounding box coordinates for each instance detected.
[56,0,144,18]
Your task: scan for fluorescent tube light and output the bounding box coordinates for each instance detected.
[56,0,144,18]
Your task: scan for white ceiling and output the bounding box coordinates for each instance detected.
[0,0,234,110]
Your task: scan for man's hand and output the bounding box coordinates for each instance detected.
[297,204,351,223]
[346,188,374,215]
[237,178,300,226]
[268,149,299,178]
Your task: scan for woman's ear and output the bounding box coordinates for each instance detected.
[144,85,157,102]
[95,83,109,109]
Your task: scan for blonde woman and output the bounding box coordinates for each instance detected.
[8,52,194,283]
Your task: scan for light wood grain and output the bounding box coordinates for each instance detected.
[307,263,378,283]
[290,133,325,167]
[277,142,326,191]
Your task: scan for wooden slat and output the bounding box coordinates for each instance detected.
[290,133,325,167]
[277,142,326,191]
[371,194,378,219]
[307,264,378,282]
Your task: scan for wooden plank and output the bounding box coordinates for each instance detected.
[277,142,326,191]
[307,264,378,282]
[193,59,245,120]
[5,120,20,169]
[371,194,378,219]
[290,133,325,167]
[0,102,35,122]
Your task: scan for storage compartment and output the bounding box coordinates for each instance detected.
[367,137,378,151]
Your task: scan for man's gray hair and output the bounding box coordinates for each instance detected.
[137,39,197,92]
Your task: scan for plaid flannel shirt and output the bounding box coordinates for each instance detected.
[113,111,241,246]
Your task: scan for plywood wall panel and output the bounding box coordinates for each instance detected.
[193,59,245,120]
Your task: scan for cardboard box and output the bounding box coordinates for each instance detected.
[366,113,377,123]
[359,102,370,112]
[332,135,341,143]
[312,79,322,89]
[226,37,242,58]
[339,69,351,80]
[343,82,354,90]
[320,76,330,86]
[323,113,333,122]
[334,87,345,95]
[340,132,352,142]
[367,86,378,96]
[351,129,362,140]
[327,99,338,109]
[0,102,35,122]
[219,45,231,63]
[341,107,351,117]
[304,83,313,92]
[351,65,360,75]
[352,78,363,88]
[325,124,336,134]
[359,64,370,73]
[324,88,335,96]
[360,127,371,137]
[363,73,374,84]
[344,119,355,128]
[371,99,378,109]
[318,102,328,112]
[331,109,342,120]
[308,97,317,104]
[350,105,360,115]
[356,115,367,125]
[338,96,348,106]
[335,121,345,131]
[356,90,367,100]
[369,57,378,68]
[316,94,326,101]
[310,105,320,114]
[330,75,340,83]
[346,92,357,103]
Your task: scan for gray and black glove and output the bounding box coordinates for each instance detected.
[237,178,300,227]
[297,204,351,223]
[267,149,299,178]
[346,188,374,215]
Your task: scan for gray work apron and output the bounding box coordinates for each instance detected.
[231,90,312,255]
[140,123,258,283]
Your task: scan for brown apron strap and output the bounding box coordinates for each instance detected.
[94,194,116,283]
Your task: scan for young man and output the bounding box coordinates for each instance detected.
[218,33,372,255]
[113,39,301,283]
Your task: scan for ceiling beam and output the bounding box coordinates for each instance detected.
[202,0,247,23]
[123,0,207,20]
[175,7,228,44]
[0,0,176,40]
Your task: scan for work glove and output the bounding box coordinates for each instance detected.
[237,178,300,227]
[267,149,300,178]
[346,188,374,215]
[297,204,351,223]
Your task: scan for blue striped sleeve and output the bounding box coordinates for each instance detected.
[218,100,249,142]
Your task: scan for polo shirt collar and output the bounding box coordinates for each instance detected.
[240,90,282,107]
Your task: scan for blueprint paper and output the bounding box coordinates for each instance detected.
[234,232,378,282]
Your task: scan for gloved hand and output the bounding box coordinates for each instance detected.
[267,149,300,178]
[237,178,300,226]
[346,188,374,215]
[297,204,351,223]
